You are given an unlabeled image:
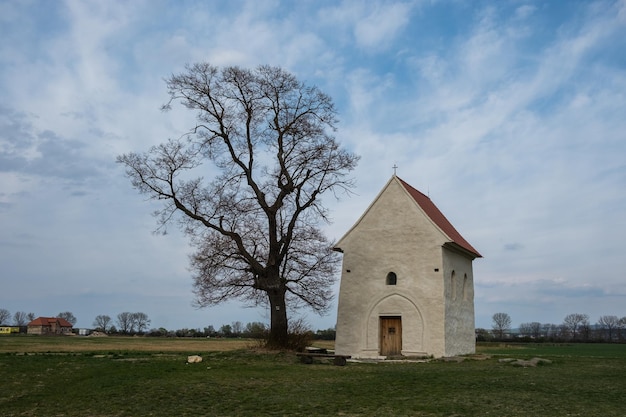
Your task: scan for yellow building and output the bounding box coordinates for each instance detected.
[0,326,20,334]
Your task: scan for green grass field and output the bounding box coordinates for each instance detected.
[1,336,625,416]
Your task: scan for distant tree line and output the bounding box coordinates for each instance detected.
[0,309,34,326]
[1,307,335,341]
[6,305,624,344]
[89,312,152,335]
[478,312,626,343]
[92,314,335,340]
[0,309,77,327]
[144,321,336,341]
[0,309,149,335]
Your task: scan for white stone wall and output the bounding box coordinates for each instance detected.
[335,178,455,358]
[442,246,476,356]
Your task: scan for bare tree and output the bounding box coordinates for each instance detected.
[57,311,77,326]
[131,312,151,334]
[579,319,592,341]
[562,313,589,341]
[244,321,267,338]
[116,312,133,334]
[0,308,10,325]
[542,323,560,340]
[204,325,217,337]
[475,328,492,341]
[93,315,112,332]
[231,321,243,336]
[491,312,512,339]
[529,322,542,339]
[598,315,620,342]
[519,322,541,339]
[118,63,359,347]
[27,312,35,322]
[619,317,626,341]
[519,322,532,338]
[13,311,28,326]
[220,324,232,337]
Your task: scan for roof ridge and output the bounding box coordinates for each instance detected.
[396,176,482,258]
[27,316,74,327]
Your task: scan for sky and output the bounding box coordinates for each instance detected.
[1,0,625,332]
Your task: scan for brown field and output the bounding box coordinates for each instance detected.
[0,335,335,353]
[0,335,253,353]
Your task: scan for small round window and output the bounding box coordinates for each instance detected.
[386,272,397,285]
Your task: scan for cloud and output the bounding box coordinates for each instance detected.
[1,0,625,332]
[319,0,416,51]
[0,108,105,185]
[515,4,537,20]
[353,2,414,50]
[0,106,37,158]
[503,243,524,251]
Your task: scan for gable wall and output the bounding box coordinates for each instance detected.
[335,179,452,358]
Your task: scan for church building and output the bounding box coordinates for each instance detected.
[334,176,481,358]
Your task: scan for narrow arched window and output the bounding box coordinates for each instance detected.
[450,270,456,300]
[386,272,397,285]
[463,273,469,301]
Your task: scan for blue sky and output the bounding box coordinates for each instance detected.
[1,0,625,331]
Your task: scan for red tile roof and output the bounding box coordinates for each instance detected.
[397,177,482,258]
[27,317,74,327]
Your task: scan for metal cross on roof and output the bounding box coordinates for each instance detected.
[392,164,398,175]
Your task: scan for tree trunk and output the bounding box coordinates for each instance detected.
[267,289,288,348]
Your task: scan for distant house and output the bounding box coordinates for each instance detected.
[27,317,74,335]
[334,176,482,358]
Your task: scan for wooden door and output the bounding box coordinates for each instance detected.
[380,316,402,356]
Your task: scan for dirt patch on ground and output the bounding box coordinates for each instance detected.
[499,357,553,367]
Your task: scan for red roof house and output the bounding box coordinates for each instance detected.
[27,317,74,335]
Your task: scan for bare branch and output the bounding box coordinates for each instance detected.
[117,63,359,347]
